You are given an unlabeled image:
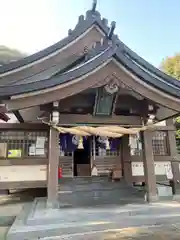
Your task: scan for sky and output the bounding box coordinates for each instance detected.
[0,0,180,67]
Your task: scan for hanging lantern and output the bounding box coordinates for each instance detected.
[78,136,84,149]
[105,138,110,150]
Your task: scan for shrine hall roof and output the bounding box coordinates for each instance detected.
[0,0,180,99]
[0,43,180,99]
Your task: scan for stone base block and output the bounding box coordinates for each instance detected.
[6,197,180,240]
[157,185,173,197]
[144,193,159,202]
[173,194,180,201]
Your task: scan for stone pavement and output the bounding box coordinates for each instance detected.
[51,224,180,239]
[38,224,180,239]
[7,200,180,239]
[0,188,46,240]
[2,224,180,240]
[1,189,180,239]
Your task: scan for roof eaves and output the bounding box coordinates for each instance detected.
[123,46,180,88]
[0,46,114,97]
[114,49,180,98]
[6,54,86,86]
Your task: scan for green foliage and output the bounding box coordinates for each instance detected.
[0,45,26,65]
[161,54,180,152]
[161,53,180,80]
[176,117,180,123]
[176,129,180,139]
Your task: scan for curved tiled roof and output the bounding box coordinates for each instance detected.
[115,49,180,97]
[0,0,180,98]
[0,46,114,96]
[116,39,180,89]
[0,44,180,99]
[1,54,86,86]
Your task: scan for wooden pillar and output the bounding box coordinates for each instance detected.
[47,101,60,208]
[47,127,59,208]
[142,130,158,202]
[166,119,180,199]
[122,135,132,184]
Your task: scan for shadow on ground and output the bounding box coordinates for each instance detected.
[0,188,47,206]
[0,188,46,239]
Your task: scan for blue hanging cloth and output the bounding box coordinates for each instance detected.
[109,138,121,151]
[82,136,88,148]
[68,134,79,151]
[59,133,68,152]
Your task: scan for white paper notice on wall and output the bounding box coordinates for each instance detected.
[0,165,47,182]
[131,161,172,177]
[132,163,144,176]
[154,162,171,175]
[29,144,36,156]
[29,137,46,156]
[36,137,45,147]
[36,137,46,152]
[165,165,173,180]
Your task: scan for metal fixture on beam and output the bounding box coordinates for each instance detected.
[52,101,59,125]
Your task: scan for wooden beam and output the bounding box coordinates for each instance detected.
[58,114,142,126]
[13,110,24,123]
[0,123,49,130]
[0,113,9,122]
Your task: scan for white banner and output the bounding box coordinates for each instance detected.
[0,165,47,182]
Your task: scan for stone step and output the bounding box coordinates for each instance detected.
[58,177,141,193]
[59,176,109,185]
[58,190,144,206]
[59,176,125,186]
[58,178,145,207]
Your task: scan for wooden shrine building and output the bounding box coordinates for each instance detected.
[0,1,180,206]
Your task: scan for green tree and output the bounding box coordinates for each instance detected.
[0,45,26,65]
[161,54,180,80]
[161,53,180,152]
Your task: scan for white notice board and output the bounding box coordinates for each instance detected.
[0,165,47,182]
